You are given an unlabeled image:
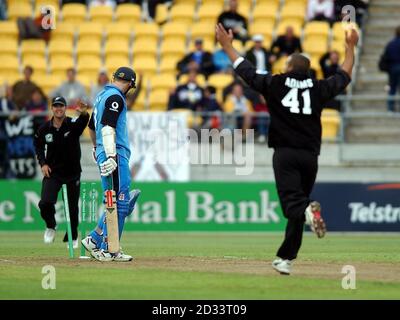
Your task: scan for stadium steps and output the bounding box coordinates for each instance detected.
[350,0,400,143]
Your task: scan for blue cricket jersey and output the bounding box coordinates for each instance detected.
[91,84,131,160]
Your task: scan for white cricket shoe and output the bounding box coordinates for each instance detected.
[81,235,98,253]
[304,201,327,238]
[67,240,79,249]
[90,249,114,262]
[44,228,56,244]
[113,251,133,262]
[272,258,292,275]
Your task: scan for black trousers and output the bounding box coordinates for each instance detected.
[272,148,318,260]
[39,174,80,241]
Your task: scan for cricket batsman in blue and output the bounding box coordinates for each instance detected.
[82,67,141,262]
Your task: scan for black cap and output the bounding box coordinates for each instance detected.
[114,67,137,88]
[51,96,67,107]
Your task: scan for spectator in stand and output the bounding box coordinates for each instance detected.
[319,50,343,110]
[245,34,275,73]
[126,73,143,110]
[17,11,52,43]
[223,82,253,136]
[213,45,232,73]
[254,94,269,143]
[0,0,6,20]
[90,70,110,103]
[223,76,261,107]
[168,70,204,111]
[51,68,88,107]
[307,0,334,23]
[62,0,88,5]
[89,0,117,9]
[217,0,248,44]
[201,86,222,130]
[382,26,400,112]
[335,0,369,27]
[130,0,170,20]
[271,26,302,58]
[177,39,214,78]
[26,88,48,114]
[0,85,14,178]
[12,66,40,110]
[320,50,341,78]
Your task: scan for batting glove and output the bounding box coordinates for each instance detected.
[100,158,117,176]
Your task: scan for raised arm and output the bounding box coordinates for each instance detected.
[341,27,359,78]
[215,23,273,93]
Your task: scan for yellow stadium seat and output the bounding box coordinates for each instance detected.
[280,4,306,25]
[0,56,20,78]
[249,21,274,37]
[8,2,32,20]
[62,3,87,24]
[174,0,197,4]
[150,74,177,91]
[160,39,187,60]
[21,40,46,60]
[76,75,92,93]
[32,74,62,96]
[285,0,308,5]
[115,3,141,24]
[49,56,75,76]
[272,56,288,74]
[189,39,215,53]
[276,21,302,37]
[89,5,114,24]
[76,40,102,60]
[170,4,195,26]
[132,38,158,59]
[51,22,76,43]
[190,22,215,43]
[133,57,158,76]
[105,57,131,74]
[321,108,340,140]
[131,90,147,111]
[304,21,330,38]
[148,89,169,111]
[256,0,280,5]
[237,2,251,17]
[197,4,223,24]
[207,74,233,90]
[105,22,132,42]
[155,4,169,24]
[77,56,102,80]
[104,39,130,60]
[0,21,18,42]
[159,57,180,74]
[252,3,278,25]
[330,40,346,56]
[303,38,328,57]
[48,40,73,60]
[134,23,159,41]
[22,56,48,75]
[1,40,18,56]
[309,56,323,79]
[162,22,188,42]
[178,73,206,87]
[78,22,104,43]
[36,0,59,8]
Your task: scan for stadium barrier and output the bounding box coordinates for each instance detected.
[0,181,398,232]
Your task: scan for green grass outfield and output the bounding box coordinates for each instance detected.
[0,232,399,299]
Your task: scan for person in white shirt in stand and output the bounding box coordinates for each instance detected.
[307,0,334,23]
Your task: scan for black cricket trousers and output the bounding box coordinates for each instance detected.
[272,147,318,260]
[39,174,80,241]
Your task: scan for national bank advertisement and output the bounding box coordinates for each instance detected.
[0,181,398,232]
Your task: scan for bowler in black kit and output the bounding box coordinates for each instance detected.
[216,23,359,274]
[34,96,89,248]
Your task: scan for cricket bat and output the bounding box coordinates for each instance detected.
[105,179,119,254]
